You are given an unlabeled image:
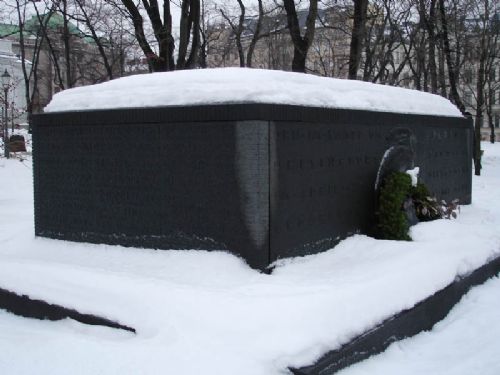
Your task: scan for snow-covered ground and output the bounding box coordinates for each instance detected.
[0,142,499,375]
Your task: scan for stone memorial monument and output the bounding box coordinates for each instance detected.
[32,69,472,269]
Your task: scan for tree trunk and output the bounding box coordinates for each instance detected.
[427,0,438,93]
[159,0,175,71]
[121,0,164,71]
[291,41,308,72]
[438,0,466,113]
[348,0,368,80]
[487,109,495,144]
[219,0,245,67]
[15,0,32,118]
[283,0,318,73]
[438,37,447,97]
[186,0,201,68]
[474,112,483,176]
[33,6,65,90]
[486,78,495,143]
[236,0,245,67]
[419,0,438,93]
[177,0,192,69]
[235,0,245,67]
[473,0,491,174]
[121,0,176,72]
[61,0,73,88]
[246,0,264,67]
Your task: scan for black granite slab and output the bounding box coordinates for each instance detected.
[32,104,472,269]
[0,287,135,333]
[290,255,500,375]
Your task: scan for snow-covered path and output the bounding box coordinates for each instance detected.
[0,142,499,374]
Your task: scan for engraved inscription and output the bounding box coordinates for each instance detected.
[416,125,471,202]
[33,108,472,270]
[275,154,379,172]
[276,128,362,142]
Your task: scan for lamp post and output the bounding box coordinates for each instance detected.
[2,69,11,159]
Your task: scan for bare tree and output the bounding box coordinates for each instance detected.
[72,0,115,80]
[119,0,201,72]
[120,0,175,71]
[13,1,37,121]
[469,0,497,172]
[246,0,264,67]
[58,0,73,88]
[283,0,318,72]
[438,0,466,113]
[417,0,438,93]
[217,0,266,68]
[361,0,409,84]
[482,8,499,144]
[177,0,201,69]
[10,0,55,120]
[219,0,246,67]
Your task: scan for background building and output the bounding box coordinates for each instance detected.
[0,38,29,127]
[0,12,121,117]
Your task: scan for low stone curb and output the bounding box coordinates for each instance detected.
[291,255,500,375]
[0,287,135,333]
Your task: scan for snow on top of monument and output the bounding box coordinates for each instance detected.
[44,68,462,117]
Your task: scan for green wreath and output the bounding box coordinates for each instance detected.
[376,171,413,241]
[376,171,445,241]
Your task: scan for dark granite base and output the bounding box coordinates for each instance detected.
[290,255,500,375]
[33,104,473,269]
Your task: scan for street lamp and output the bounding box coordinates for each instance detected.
[2,69,11,159]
